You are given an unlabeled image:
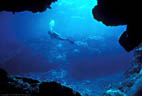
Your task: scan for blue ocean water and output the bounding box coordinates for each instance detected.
[0,0,133,95]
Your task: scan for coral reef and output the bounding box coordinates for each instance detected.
[92,0,142,52]
[0,0,57,13]
[104,44,142,96]
[0,68,81,96]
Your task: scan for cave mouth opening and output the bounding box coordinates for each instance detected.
[0,0,134,95]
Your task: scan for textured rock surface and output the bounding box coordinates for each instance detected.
[0,68,81,96]
[104,44,142,96]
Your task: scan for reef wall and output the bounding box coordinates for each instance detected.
[103,44,142,96]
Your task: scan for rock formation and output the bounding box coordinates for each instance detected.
[0,68,81,96]
[104,44,142,96]
[92,0,142,52]
[0,0,57,13]
[92,0,142,95]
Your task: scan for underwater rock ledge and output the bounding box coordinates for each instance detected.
[0,0,57,13]
[92,0,142,52]
[0,68,81,96]
[104,44,142,96]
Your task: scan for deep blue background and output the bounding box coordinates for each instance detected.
[0,0,133,80]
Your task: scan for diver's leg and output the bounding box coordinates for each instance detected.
[66,39,74,44]
[58,37,67,40]
[57,35,74,44]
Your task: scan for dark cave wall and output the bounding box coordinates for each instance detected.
[92,0,142,52]
[92,0,142,95]
[0,0,57,13]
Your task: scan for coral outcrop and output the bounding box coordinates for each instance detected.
[0,68,81,96]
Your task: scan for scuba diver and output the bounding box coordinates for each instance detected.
[48,20,74,44]
[48,30,74,44]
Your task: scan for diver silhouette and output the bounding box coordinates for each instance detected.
[48,20,74,44]
[48,30,74,44]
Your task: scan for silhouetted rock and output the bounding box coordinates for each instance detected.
[0,68,81,96]
[0,0,57,13]
[16,77,39,84]
[92,0,142,51]
[0,68,8,82]
[0,68,9,94]
[133,88,142,96]
[39,82,81,96]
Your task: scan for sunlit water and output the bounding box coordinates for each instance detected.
[0,0,133,95]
